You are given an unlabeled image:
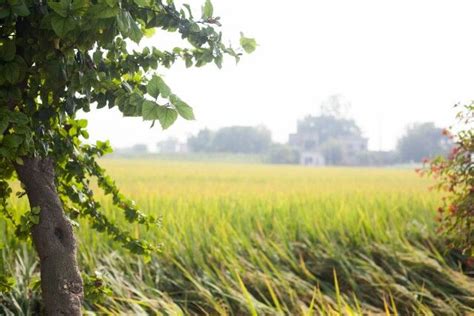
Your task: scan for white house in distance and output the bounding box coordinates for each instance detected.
[289,116,368,166]
[289,130,326,166]
[156,137,188,154]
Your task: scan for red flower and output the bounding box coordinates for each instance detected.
[466,257,474,269]
[448,204,458,214]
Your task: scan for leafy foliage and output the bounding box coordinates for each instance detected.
[82,272,112,305]
[240,33,257,54]
[418,104,473,258]
[0,0,254,295]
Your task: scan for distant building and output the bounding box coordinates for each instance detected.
[300,151,326,166]
[157,138,188,154]
[289,130,326,166]
[337,135,369,165]
[289,116,368,166]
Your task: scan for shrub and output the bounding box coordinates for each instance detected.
[418,104,473,261]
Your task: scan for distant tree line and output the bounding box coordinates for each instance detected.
[116,117,451,166]
[187,126,301,164]
[188,126,273,154]
[185,120,451,166]
[396,122,451,162]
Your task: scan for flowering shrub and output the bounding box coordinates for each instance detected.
[418,104,473,260]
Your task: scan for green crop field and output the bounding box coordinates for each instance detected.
[1,160,473,315]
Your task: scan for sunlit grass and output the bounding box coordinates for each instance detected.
[1,160,473,315]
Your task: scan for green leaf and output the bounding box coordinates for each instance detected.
[116,10,142,43]
[121,93,143,117]
[12,56,26,81]
[0,40,16,62]
[11,0,29,16]
[31,206,41,214]
[142,100,160,120]
[48,0,69,17]
[0,117,8,135]
[76,119,87,128]
[3,62,20,84]
[103,0,116,7]
[142,101,177,128]
[214,53,223,68]
[185,56,193,68]
[0,68,4,85]
[0,8,10,19]
[89,3,118,18]
[71,0,89,16]
[240,33,257,54]
[146,77,160,99]
[189,23,200,33]
[151,75,171,98]
[183,4,193,19]
[51,14,76,37]
[133,0,149,7]
[128,18,143,44]
[0,276,15,293]
[8,111,28,124]
[202,0,213,19]
[147,75,171,98]
[170,94,194,120]
[157,106,177,129]
[30,215,40,224]
[116,10,131,35]
[15,157,24,165]
[2,134,23,148]
[143,28,155,38]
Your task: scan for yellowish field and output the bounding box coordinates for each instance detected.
[1,160,473,315]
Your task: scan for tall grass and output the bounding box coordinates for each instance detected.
[1,160,473,315]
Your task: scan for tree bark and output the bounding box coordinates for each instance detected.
[15,157,83,315]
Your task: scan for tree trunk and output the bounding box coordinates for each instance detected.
[15,157,83,315]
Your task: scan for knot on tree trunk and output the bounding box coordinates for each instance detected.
[61,278,83,295]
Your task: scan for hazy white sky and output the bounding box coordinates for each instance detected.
[83,0,474,151]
